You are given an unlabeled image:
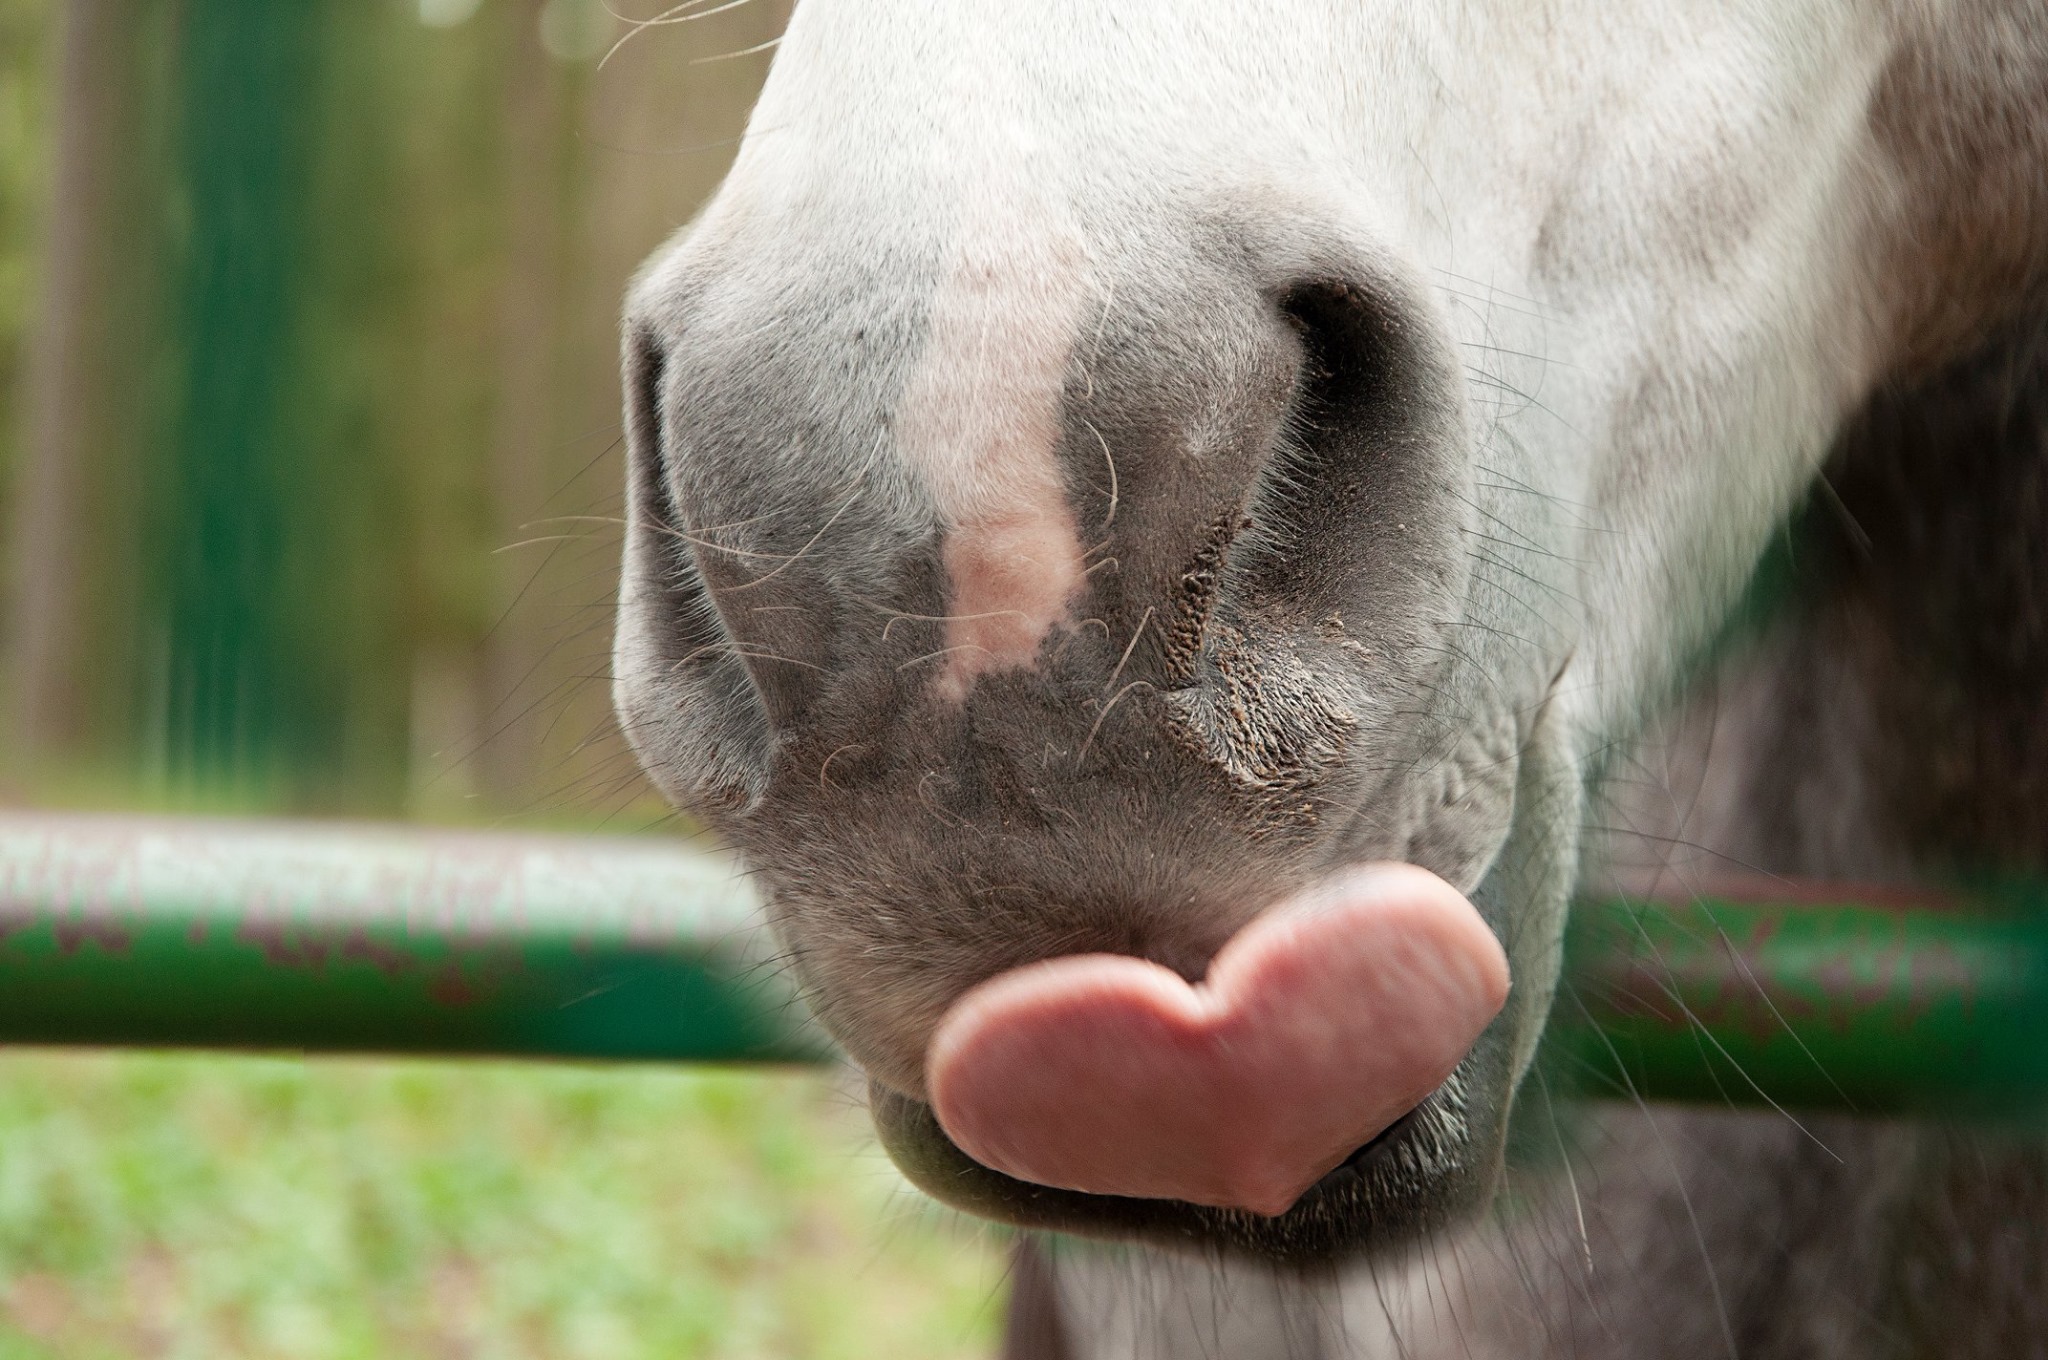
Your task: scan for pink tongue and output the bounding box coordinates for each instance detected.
[925,864,1509,1217]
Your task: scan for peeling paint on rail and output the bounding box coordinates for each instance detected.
[0,814,826,1062]
[1,817,2043,1117]
[1549,876,2048,1118]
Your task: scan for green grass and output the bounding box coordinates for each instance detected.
[0,1053,1006,1360]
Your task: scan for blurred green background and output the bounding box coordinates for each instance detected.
[0,2,1006,1355]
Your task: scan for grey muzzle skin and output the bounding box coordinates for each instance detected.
[614,224,1527,1260]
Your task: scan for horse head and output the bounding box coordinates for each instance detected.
[614,0,2043,1261]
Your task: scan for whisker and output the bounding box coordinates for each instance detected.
[690,35,782,64]
[1075,679,1153,765]
[896,643,993,672]
[1102,605,1153,695]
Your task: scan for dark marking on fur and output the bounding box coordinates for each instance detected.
[1867,2,2048,374]
[1160,512,1251,689]
[1163,619,1357,832]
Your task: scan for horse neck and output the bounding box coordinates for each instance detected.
[1569,308,2048,1360]
[1661,309,2048,884]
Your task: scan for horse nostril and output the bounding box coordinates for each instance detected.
[1225,275,1465,616]
[612,324,778,815]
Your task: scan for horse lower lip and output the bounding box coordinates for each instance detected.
[867,1070,1512,1266]
[886,1082,1400,1201]
[1334,1107,1422,1175]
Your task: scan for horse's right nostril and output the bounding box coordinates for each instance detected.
[612,324,777,814]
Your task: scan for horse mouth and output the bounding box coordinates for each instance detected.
[866,1048,1512,1264]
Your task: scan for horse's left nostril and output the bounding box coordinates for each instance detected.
[1219,274,1466,620]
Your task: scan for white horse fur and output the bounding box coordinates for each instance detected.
[617,0,2048,1354]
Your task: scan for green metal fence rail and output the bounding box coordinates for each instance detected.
[0,814,823,1064]
[1554,881,2048,1118]
[3,814,2044,1118]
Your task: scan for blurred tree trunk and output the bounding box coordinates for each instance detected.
[5,0,796,819]
[475,0,800,823]
[474,0,577,806]
[9,0,120,768]
[144,0,324,801]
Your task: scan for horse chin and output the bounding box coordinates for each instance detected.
[866,1020,1517,1266]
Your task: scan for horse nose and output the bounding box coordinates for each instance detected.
[613,255,1270,794]
[615,221,1483,1114]
[613,266,956,811]
[615,225,1468,828]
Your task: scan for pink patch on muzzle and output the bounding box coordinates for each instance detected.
[925,864,1510,1217]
